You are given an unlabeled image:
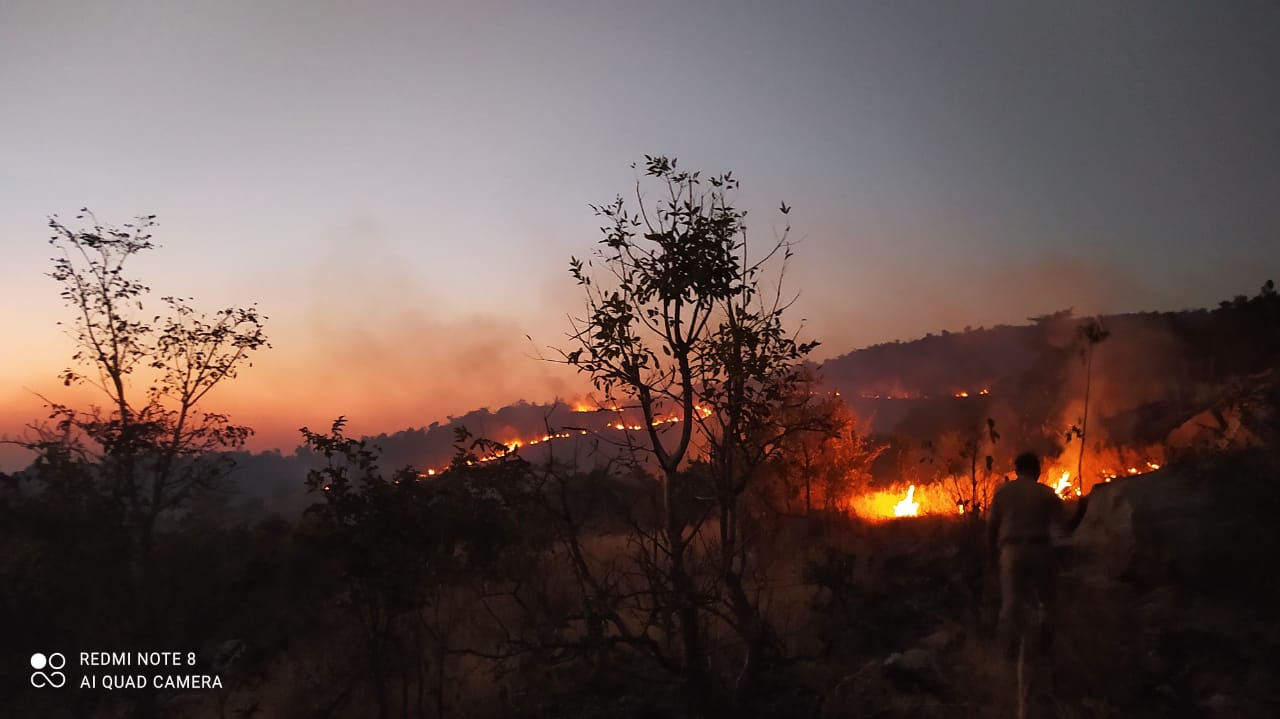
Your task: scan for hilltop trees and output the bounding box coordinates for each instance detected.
[561,156,817,709]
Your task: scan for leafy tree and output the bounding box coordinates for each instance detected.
[562,156,816,709]
[19,211,269,617]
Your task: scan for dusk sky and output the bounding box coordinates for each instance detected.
[3,1,1278,465]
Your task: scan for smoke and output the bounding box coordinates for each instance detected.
[805,253,1168,358]
[212,214,587,451]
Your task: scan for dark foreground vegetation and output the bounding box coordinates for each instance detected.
[3,164,1279,718]
[5,446,1279,718]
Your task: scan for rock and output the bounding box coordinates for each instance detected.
[1200,692,1233,717]
[882,648,940,692]
[1140,648,1172,680]
[210,638,246,673]
[1137,586,1179,626]
[823,659,945,719]
[883,648,932,672]
[1166,406,1260,454]
[916,627,963,653]
[1072,452,1280,584]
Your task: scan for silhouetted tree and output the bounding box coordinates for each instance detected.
[19,211,269,624]
[562,156,816,710]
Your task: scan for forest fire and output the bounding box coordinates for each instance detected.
[418,395,1172,525]
[846,452,1166,522]
[502,432,576,452]
[415,404,715,477]
[859,387,989,400]
[1052,470,1079,500]
[848,482,957,520]
[1095,458,1162,485]
[893,485,920,517]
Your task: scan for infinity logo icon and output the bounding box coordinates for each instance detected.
[30,652,67,688]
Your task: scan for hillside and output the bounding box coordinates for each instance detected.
[191,283,1280,520]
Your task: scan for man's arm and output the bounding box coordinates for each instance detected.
[1050,492,1071,543]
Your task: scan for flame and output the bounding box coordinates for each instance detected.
[1095,461,1158,485]
[954,391,969,398]
[414,405,719,478]
[1051,470,1076,499]
[893,485,920,517]
[979,388,990,395]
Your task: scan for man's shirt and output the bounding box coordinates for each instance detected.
[987,476,1066,552]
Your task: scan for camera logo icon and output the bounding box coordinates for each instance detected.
[30,652,67,688]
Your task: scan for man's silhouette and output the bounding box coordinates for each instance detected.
[987,452,1067,660]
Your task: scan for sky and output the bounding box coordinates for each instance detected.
[2,1,1278,466]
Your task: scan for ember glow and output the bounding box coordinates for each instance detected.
[413,403,716,477]
[856,384,990,401]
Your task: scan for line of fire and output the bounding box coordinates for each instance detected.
[404,390,1162,522]
[397,303,1223,523]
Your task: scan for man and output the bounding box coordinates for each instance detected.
[987,452,1067,660]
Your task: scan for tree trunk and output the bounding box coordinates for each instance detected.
[663,468,716,715]
[1076,346,1094,495]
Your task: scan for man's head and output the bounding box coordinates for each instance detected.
[1014,452,1041,479]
